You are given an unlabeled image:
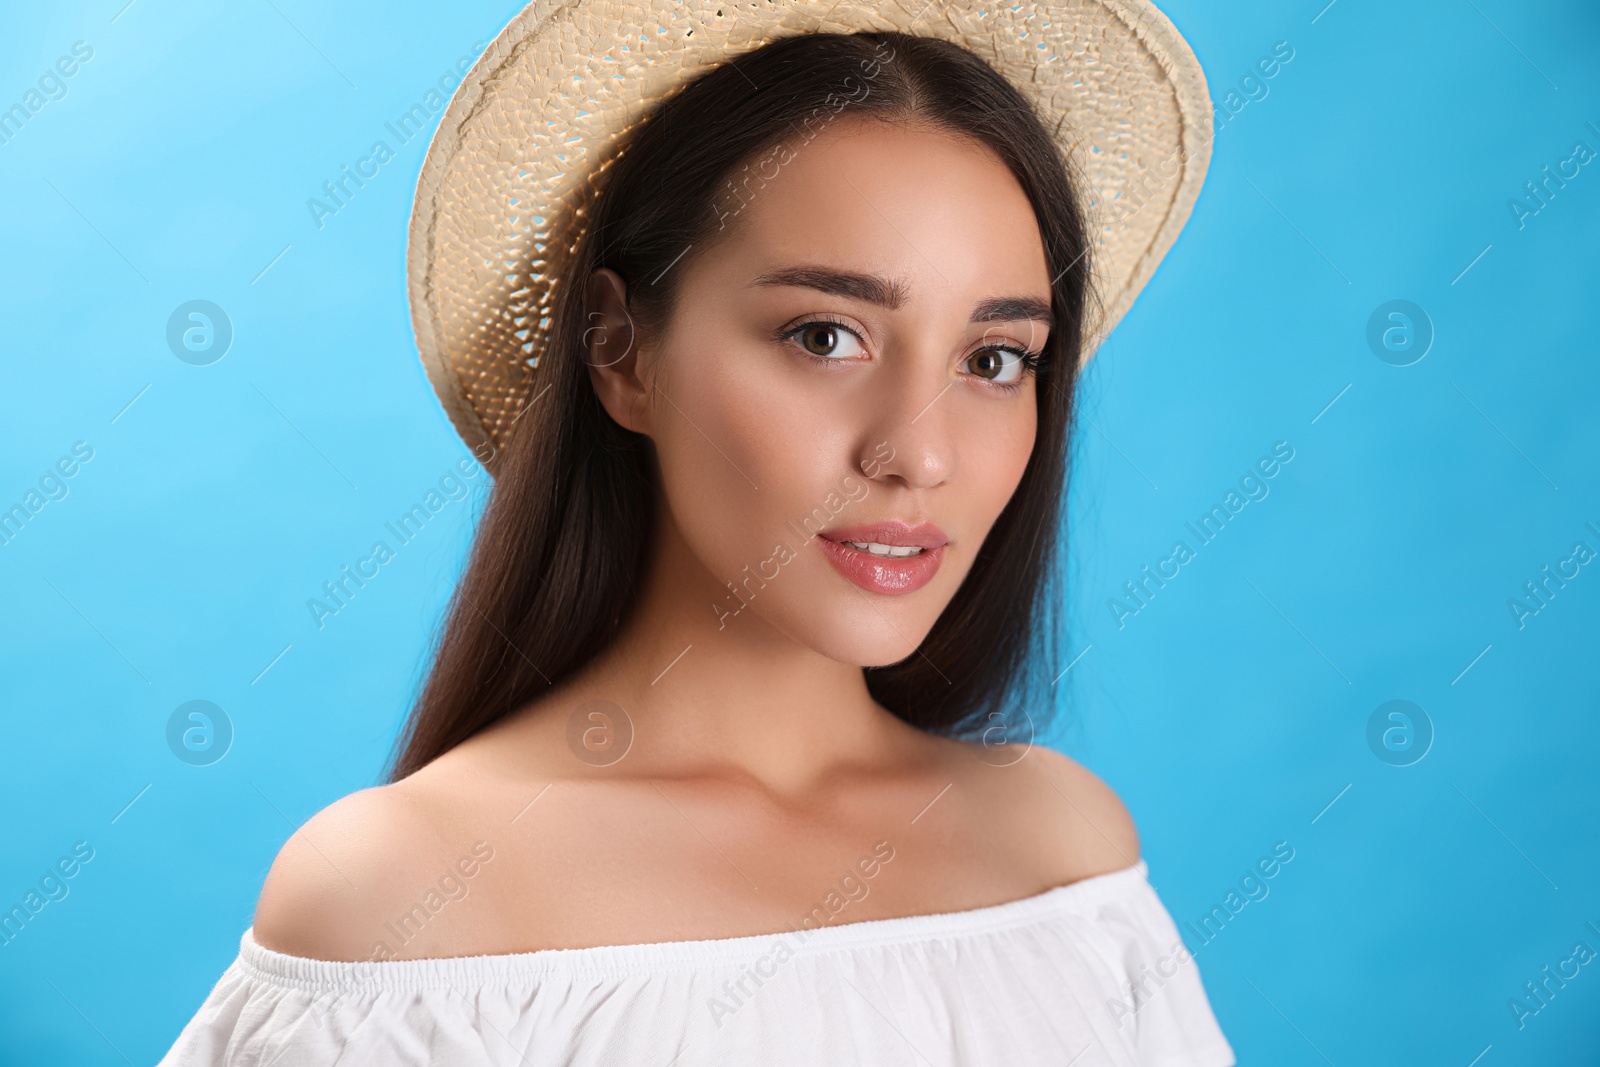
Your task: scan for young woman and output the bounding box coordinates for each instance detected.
[161,11,1231,1066]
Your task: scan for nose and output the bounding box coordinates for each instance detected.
[857,362,957,490]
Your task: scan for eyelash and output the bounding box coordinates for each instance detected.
[775,315,1046,393]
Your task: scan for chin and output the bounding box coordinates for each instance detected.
[756,571,951,669]
[832,620,932,669]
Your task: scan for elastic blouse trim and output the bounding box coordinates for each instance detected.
[238,859,1151,992]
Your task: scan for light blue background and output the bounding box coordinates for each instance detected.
[1,1,1596,1063]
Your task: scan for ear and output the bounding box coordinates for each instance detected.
[583,268,650,435]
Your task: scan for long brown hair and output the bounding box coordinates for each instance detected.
[386,30,1096,782]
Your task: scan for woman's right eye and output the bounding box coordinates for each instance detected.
[784,320,869,361]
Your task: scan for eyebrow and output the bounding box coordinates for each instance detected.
[752,266,908,308]
[971,296,1054,330]
[750,266,1054,329]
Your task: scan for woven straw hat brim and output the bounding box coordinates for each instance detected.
[407,0,1212,466]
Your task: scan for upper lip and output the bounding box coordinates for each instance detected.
[818,520,949,550]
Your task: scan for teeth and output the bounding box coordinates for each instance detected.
[844,541,925,558]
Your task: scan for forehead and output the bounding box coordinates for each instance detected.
[702,115,1051,302]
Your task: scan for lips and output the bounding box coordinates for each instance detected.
[815,521,949,595]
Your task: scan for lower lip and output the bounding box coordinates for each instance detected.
[816,538,946,595]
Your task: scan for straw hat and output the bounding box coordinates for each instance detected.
[407,0,1212,466]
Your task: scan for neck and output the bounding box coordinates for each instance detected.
[559,506,904,792]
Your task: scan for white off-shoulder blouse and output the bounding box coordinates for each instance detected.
[158,860,1233,1066]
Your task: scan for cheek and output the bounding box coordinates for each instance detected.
[962,393,1037,523]
[650,340,842,571]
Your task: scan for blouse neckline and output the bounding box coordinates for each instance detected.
[237,859,1150,991]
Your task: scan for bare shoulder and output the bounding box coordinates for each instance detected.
[250,711,641,961]
[1024,745,1141,878]
[1029,746,1140,862]
[935,736,1141,885]
[252,779,473,962]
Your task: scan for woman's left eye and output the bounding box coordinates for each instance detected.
[962,346,1031,385]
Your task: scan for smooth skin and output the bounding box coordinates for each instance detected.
[254,114,1139,962]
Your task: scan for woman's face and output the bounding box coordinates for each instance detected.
[592,115,1054,668]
